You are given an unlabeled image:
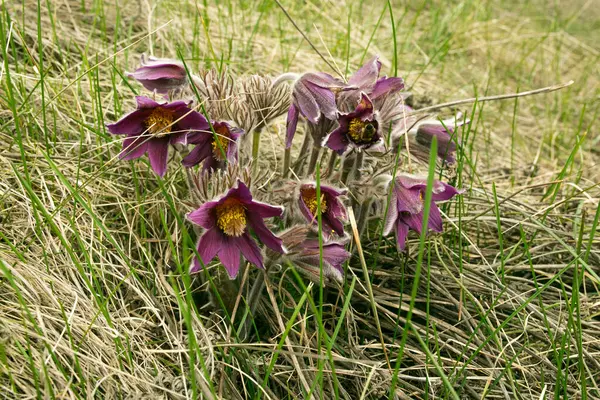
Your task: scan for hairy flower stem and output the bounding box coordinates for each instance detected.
[293,131,312,176]
[306,146,321,175]
[325,151,337,177]
[357,198,374,237]
[240,262,272,340]
[354,151,364,180]
[251,129,261,173]
[283,148,291,178]
[341,152,356,184]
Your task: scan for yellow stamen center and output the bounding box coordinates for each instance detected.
[347,118,376,145]
[215,198,246,237]
[145,108,174,137]
[301,188,327,217]
[211,125,230,161]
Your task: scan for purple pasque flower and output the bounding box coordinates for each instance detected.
[107,96,209,177]
[414,119,465,164]
[383,174,462,250]
[324,93,382,155]
[187,180,285,279]
[294,239,350,282]
[182,121,243,172]
[285,72,343,148]
[128,55,187,94]
[298,183,347,238]
[345,56,405,102]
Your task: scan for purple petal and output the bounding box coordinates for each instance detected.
[348,56,381,89]
[382,188,399,237]
[395,185,424,214]
[322,242,350,273]
[229,181,254,205]
[402,210,425,235]
[136,96,161,109]
[323,213,344,236]
[355,93,375,117]
[147,137,170,177]
[197,227,223,266]
[175,108,210,133]
[247,213,285,254]
[130,63,186,81]
[293,83,320,124]
[324,128,350,155]
[286,104,299,149]
[249,200,284,219]
[304,81,338,121]
[106,109,149,136]
[396,221,409,251]
[182,143,212,168]
[431,182,463,202]
[120,135,149,160]
[371,77,405,99]
[187,201,218,229]
[169,131,188,145]
[218,240,241,279]
[427,201,443,232]
[236,233,264,269]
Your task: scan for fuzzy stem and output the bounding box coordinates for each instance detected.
[251,129,261,173]
[306,146,321,176]
[341,152,356,184]
[357,198,374,238]
[353,151,364,181]
[272,72,300,88]
[292,131,312,176]
[283,147,291,178]
[326,151,338,177]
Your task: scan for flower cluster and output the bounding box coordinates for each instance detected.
[106,54,465,281]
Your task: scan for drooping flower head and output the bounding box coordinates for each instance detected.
[383,175,462,250]
[286,72,343,148]
[294,239,350,282]
[324,93,382,155]
[128,55,188,94]
[182,121,243,172]
[298,183,347,238]
[342,56,405,106]
[414,118,465,165]
[187,180,285,278]
[107,96,209,176]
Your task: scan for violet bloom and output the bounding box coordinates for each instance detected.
[298,183,347,238]
[383,175,462,250]
[107,96,209,177]
[345,56,405,101]
[187,181,285,278]
[182,121,243,171]
[324,93,382,155]
[128,55,187,94]
[294,239,350,282]
[416,123,460,164]
[286,73,343,148]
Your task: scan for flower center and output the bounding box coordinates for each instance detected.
[347,118,377,145]
[211,125,231,161]
[145,108,174,137]
[215,198,246,237]
[301,188,327,217]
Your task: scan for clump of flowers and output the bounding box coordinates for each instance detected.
[105,52,466,304]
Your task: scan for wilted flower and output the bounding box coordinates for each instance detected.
[286,72,343,148]
[383,175,462,250]
[293,239,350,282]
[182,121,243,172]
[128,55,187,94]
[187,180,285,278]
[324,93,382,155]
[107,96,208,176]
[298,183,347,238]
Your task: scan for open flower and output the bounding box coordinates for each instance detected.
[107,96,209,176]
[298,183,347,238]
[383,175,462,250]
[286,72,343,148]
[344,56,405,102]
[324,93,382,155]
[293,239,350,282]
[128,55,187,94]
[187,181,285,278]
[182,121,243,172]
